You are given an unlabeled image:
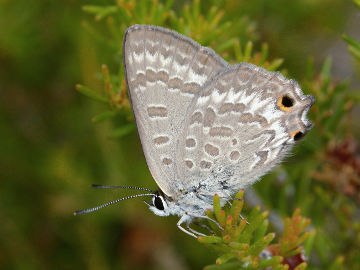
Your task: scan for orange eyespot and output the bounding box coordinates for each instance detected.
[291,130,304,141]
[277,95,294,111]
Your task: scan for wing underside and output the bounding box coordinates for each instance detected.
[123,25,228,196]
[176,63,314,193]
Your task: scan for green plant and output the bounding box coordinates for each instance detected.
[75,0,359,269]
[198,191,311,269]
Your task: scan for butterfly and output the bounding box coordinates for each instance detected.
[76,25,314,238]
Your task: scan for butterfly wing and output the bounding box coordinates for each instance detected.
[176,63,314,193]
[123,25,228,196]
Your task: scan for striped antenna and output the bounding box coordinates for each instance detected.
[73,193,154,215]
[91,184,154,193]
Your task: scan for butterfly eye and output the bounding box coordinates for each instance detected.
[153,195,165,210]
[278,95,294,111]
[292,130,304,141]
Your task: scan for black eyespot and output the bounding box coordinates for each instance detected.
[294,131,304,141]
[281,95,294,108]
[154,196,164,210]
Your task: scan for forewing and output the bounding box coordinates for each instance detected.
[123,25,228,196]
[176,63,314,193]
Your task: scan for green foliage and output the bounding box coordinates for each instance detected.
[343,0,360,79]
[303,57,353,143]
[75,0,360,268]
[197,191,311,269]
[1,0,359,269]
[343,34,360,62]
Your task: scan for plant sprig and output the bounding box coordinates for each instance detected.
[198,191,312,270]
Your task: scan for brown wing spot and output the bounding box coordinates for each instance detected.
[185,160,194,169]
[205,144,219,157]
[153,136,169,145]
[185,138,196,148]
[277,95,294,111]
[168,77,182,90]
[192,63,206,77]
[239,113,268,127]
[204,107,216,127]
[147,106,168,118]
[239,113,252,123]
[133,73,146,87]
[157,70,169,83]
[181,82,201,94]
[254,115,268,126]
[200,160,212,169]
[190,112,203,124]
[174,54,191,66]
[233,103,245,113]
[146,69,157,83]
[219,103,234,114]
[230,151,240,160]
[292,130,304,141]
[232,139,238,145]
[162,158,172,165]
[209,126,233,137]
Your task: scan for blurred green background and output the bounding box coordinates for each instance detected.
[1,0,359,269]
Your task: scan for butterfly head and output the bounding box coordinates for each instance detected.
[146,190,172,216]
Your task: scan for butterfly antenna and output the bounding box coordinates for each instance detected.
[91,184,154,193]
[73,193,154,216]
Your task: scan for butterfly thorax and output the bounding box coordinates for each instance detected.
[148,183,234,219]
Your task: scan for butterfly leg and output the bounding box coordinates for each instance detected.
[192,221,214,235]
[186,223,206,237]
[177,215,197,238]
[186,212,224,231]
